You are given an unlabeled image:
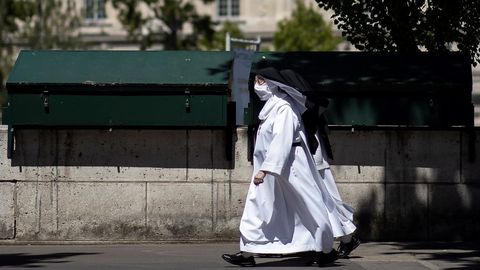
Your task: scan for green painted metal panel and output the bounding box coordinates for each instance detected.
[324,94,470,126]
[246,93,472,127]
[251,52,471,94]
[3,51,473,128]
[3,93,227,127]
[7,50,233,92]
[4,50,232,127]
[247,51,473,127]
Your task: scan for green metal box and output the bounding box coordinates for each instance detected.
[247,52,473,128]
[3,50,234,127]
[2,50,237,159]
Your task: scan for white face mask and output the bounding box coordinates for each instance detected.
[254,83,272,101]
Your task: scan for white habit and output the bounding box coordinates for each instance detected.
[313,136,357,238]
[239,89,337,254]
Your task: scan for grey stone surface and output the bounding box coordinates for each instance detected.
[215,182,249,238]
[336,183,384,240]
[187,130,214,182]
[146,183,214,239]
[428,184,480,240]
[0,130,19,181]
[330,165,385,183]
[212,129,232,180]
[229,127,253,183]
[384,184,428,240]
[329,130,386,183]
[385,130,461,183]
[12,129,58,167]
[55,129,188,182]
[55,129,188,168]
[0,129,56,182]
[15,182,59,240]
[461,130,480,183]
[0,182,15,239]
[57,182,146,240]
[1,126,480,242]
[330,130,387,168]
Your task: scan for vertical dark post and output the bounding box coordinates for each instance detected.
[7,125,13,159]
[226,101,236,161]
[468,103,476,162]
[247,125,256,164]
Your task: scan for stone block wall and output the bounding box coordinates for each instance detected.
[0,126,478,242]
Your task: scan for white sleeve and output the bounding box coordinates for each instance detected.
[313,132,330,170]
[260,105,297,176]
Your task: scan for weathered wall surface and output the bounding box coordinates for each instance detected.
[0,126,479,242]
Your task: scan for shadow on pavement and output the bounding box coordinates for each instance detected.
[245,251,359,268]
[0,252,100,268]
[255,257,343,268]
[382,242,480,270]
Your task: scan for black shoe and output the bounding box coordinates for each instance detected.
[315,250,338,266]
[222,252,256,267]
[337,236,361,258]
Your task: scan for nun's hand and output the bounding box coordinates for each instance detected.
[253,171,266,185]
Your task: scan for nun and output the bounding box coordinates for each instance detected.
[313,129,360,258]
[222,68,339,266]
[275,68,360,258]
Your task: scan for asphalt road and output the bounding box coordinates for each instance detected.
[0,242,478,269]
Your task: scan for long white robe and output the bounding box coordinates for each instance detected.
[313,135,357,238]
[239,93,336,254]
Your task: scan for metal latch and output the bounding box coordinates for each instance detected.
[185,90,191,113]
[42,91,49,113]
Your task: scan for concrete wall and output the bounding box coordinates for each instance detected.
[0,126,479,242]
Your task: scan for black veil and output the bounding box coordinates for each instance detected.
[253,67,333,159]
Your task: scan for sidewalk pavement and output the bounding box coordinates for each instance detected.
[0,242,478,269]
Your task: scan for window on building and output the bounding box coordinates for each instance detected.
[218,0,240,17]
[85,0,106,20]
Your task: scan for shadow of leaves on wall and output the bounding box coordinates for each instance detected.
[334,129,480,241]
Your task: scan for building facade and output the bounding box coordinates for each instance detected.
[74,0,341,50]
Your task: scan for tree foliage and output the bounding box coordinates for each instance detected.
[274,1,341,51]
[316,0,480,65]
[200,21,245,50]
[0,0,29,92]
[110,0,148,48]
[21,0,82,50]
[112,0,215,50]
[0,0,81,107]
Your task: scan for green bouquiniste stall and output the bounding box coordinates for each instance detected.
[2,50,474,161]
[3,50,236,159]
